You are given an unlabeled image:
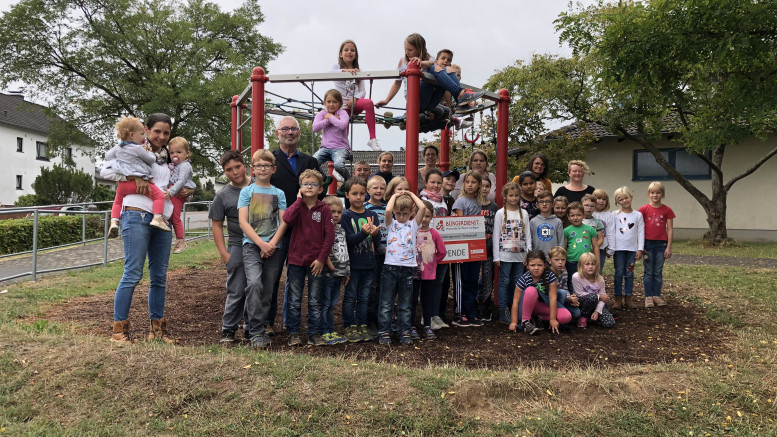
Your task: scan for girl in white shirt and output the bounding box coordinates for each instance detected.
[611,186,645,310]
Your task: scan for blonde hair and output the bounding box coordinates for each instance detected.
[404,33,430,63]
[323,89,343,107]
[394,195,414,212]
[378,151,394,163]
[581,194,597,205]
[385,176,409,200]
[568,160,590,174]
[299,169,323,185]
[251,149,275,165]
[548,246,567,260]
[323,195,343,211]
[367,175,386,189]
[578,252,602,282]
[459,170,482,199]
[115,116,143,141]
[647,181,665,196]
[168,137,190,154]
[613,186,634,212]
[592,189,610,210]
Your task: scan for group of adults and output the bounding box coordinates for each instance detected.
[110,112,596,344]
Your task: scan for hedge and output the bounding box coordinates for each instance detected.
[0,215,105,255]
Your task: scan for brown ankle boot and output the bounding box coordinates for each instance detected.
[110,320,132,345]
[625,296,639,309]
[148,318,177,344]
[611,297,623,310]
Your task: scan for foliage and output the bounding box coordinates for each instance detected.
[31,164,94,205]
[91,184,116,203]
[0,215,103,255]
[13,194,42,207]
[488,0,777,243]
[0,0,284,174]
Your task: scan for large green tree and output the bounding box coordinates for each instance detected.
[0,0,283,173]
[30,164,95,205]
[489,0,777,243]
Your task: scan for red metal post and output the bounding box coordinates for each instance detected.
[251,67,269,157]
[327,162,337,194]
[237,104,245,153]
[496,89,510,208]
[230,95,239,151]
[403,61,422,191]
[439,127,450,172]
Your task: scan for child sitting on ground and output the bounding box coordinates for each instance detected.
[105,116,169,236]
[509,250,572,335]
[572,252,615,328]
[548,246,580,320]
[166,136,196,254]
[313,89,351,182]
[322,196,350,345]
[378,190,426,345]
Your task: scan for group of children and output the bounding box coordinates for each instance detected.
[102,116,195,253]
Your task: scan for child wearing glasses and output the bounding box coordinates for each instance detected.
[530,190,565,258]
[237,150,288,349]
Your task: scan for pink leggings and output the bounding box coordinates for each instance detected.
[348,98,376,139]
[170,195,186,239]
[521,286,572,324]
[112,180,165,219]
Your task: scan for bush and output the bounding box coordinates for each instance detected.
[14,194,43,207]
[0,215,105,255]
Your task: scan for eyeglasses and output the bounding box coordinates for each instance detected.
[301,182,320,188]
[252,164,273,170]
[278,126,300,133]
[537,200,552,205]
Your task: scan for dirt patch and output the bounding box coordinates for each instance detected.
[44,261,733,370]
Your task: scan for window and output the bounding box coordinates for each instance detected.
[36,141,48,160]
[65,147,72,160]
[17,137,23,152]
[16,175,22,190]
[633,147,711,181]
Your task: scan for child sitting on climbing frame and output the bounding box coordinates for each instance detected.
[313,89,351,182]
[376,33,483,124]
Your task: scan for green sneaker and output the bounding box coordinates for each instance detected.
[307,334,326,346]
[329,331,347,344]
[345,325,362,343]
[359,325,373,342]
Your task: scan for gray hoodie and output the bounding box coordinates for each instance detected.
[530,214,565,256]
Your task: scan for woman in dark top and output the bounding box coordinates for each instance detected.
[553,160,595,204]
[513,152,552,193]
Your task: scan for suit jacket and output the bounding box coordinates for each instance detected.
[271,147,321,204]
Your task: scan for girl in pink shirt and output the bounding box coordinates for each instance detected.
[413,200,447,339]
[313,89,351,182]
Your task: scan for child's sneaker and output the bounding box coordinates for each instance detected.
[423,326,436,339]
[400,331,413,346]
[149,215,171,232]
[173,238,187,254]
[452,316,472,327]
[359,325,372,342]
[108,220,120,238]
[577,317,588,328]
[645,297,655,308]
[498,307,511,324]
[250,334,271,349]
[345,325,361,343]
[652,296,667,306]
[330,332,347,344]
[532,315,547,331]
[265,325,275,336]
[287,332,302,346]
[457,89,484,106]
[409,326,421,340]
[521,319,539,335]
[307,334,326,346]
[220,329,236,344]
[382,111,394,129]
[378,332,391,345]
[469,317,484,327]
[332,170,345,183]
[367,138,382,151]
[431,316,448,330]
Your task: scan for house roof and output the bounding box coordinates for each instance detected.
[0,93,56,135]
[545,113,683,141]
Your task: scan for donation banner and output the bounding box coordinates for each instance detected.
[432,215,487,263]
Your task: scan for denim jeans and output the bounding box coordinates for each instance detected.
[613,250,637,296]
[599,248,608,274]
[643,240,667,297]
[222,244,248,331]
[243,242,285,337]
[322,276,343,333]
[113,210,172,321]
[379,265,414,335]
[343,268,374,327]
[271,232,291,328]
[313,147,351,180]
[367,254,385,329]
[558,288,581,318]
[565,261,579,293]
[496,261,524,311]
[419,66,463,112]
[285,264,325,335]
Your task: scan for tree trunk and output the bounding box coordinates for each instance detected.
[703,188,729,244]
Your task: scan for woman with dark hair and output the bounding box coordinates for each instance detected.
[451,149,496,202]
[514,152,552,193]
[417,145,441,192]
[110,113,192,345]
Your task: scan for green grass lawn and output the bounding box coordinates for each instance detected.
[672,239,777,259]
[1,240,776,435]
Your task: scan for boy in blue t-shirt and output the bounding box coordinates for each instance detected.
[341,177,381,342]
[237,150,287,349]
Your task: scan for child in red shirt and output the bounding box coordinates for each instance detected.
[638,181,675,307]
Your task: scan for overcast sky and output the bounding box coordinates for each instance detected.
[0,0,596,152]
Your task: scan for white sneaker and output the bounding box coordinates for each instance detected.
[332,170,345,182]
[431,316,449,330]
[367,138,382,151]
[459,118,474,129]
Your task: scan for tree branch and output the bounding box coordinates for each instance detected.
[724,144,777,191]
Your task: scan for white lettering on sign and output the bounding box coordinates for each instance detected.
[445,243,469,261]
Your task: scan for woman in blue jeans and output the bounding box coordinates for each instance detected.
[110,114,191,345]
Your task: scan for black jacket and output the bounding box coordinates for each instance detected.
[271,147,321,204]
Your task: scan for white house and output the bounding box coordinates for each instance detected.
[547,121,777,242]
[0,93,95,206]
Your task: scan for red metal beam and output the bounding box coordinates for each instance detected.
[403,61,422,192]
[250,67,268,157]
[496,88,510,208]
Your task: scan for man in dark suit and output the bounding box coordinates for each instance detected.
[268,116,321,335]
